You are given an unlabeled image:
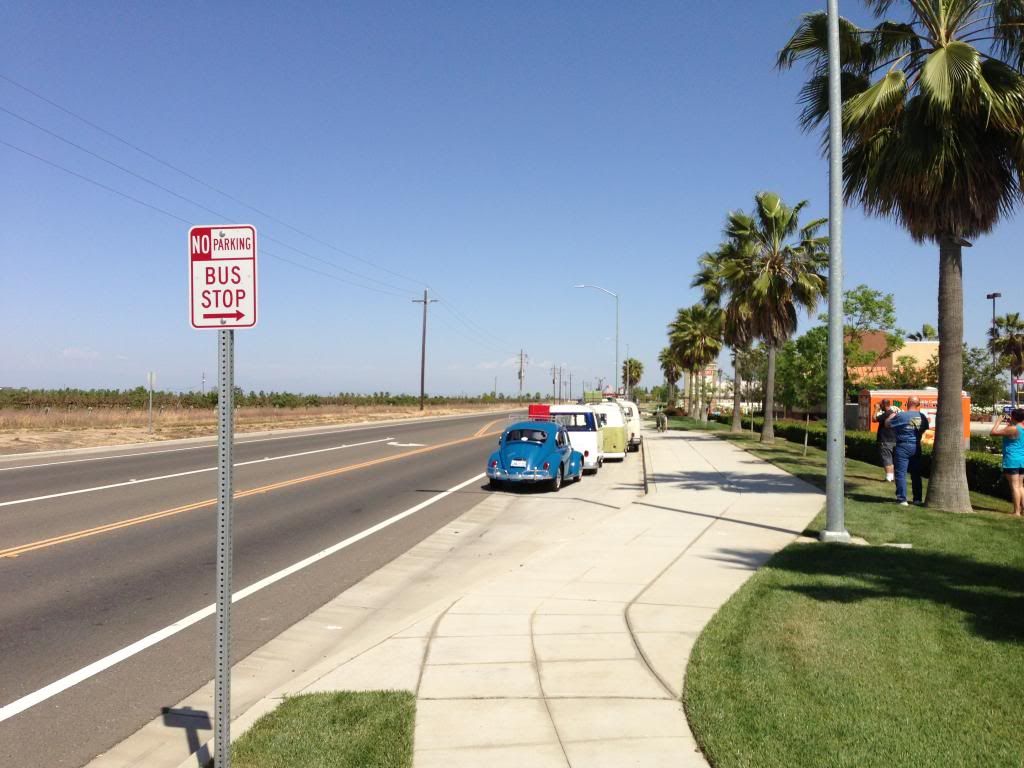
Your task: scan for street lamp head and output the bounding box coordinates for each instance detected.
[987,292,1002,300]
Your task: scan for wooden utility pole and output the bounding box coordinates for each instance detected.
[412,289,438,410]
[518,350,527,401]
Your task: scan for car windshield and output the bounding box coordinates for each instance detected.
[504,428,547,443]
[553,413,595,431]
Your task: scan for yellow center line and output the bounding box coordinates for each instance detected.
[1,430,502,560]
[474,417,507,437]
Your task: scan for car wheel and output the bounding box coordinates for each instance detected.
[549,466,563,492]
[488,478,502,490]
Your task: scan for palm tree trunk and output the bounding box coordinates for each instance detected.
[689,369,699,419]
[926,237,972,512]
[761,345,776,443]
[699,371,709,423]
[731,351,743,432]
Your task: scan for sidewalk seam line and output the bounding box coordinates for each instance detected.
[621,431,746,699]
[416,600,458,696]
[530,606,572,768]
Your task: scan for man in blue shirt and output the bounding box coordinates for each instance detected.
[885,396,930,506]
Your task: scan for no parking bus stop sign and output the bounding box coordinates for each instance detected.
[189,225,257,329]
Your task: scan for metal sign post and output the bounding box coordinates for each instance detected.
[215,329,234,768]
[188,225,257,768]
[147,372,155,434]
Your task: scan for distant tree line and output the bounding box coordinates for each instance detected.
[0,387,539,410]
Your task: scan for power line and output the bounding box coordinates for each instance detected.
[0,104,408,295]
[0,71,427,289]
[0,138,408,298]
[1,138,192,224]
[1,73,509,344]
[430,309,517,357]
[434,302,518,357]
[434,298,516,352]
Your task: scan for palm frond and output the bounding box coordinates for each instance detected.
[783,1,1024,242]
[992,0,1024,70]
[843,69,908,135]
[777,12,870,73]
[920,41,982,110]
[796,71,873,133]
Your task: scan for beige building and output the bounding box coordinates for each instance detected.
[848,331,938,382]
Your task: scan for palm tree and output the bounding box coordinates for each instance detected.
[779,3,1024,510]
[622,358,644,399]
[908,323,938,341]
[990,312,1024,405]
[658,347,681,404]
[667,307,699,418]
[712,193,828,442]
[669,304,723,423]
[693,244,756,433]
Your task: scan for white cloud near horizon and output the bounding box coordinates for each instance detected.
[61,347,100,361]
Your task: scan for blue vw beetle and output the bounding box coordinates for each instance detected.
[486,420,584,491]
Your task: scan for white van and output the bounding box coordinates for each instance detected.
[550,404,603,473]
[591,401,627,460]
[616,399,642,452]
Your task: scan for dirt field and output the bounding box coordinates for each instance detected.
[0,404,515,455]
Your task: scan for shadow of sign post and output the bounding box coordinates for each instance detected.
[161,706,212,767]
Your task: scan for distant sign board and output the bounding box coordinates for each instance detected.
[189,225,257,329]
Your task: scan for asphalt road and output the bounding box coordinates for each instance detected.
[0,410,518,767]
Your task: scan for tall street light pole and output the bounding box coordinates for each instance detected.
[987,292,1002,365]
[574,284,619,396]
[413,289,438,411]
[821,0,851,544]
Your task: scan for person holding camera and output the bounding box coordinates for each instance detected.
[875,398,898,482]
[991,407,1024,516]
[885,396,929,506]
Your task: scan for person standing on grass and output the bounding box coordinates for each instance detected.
[991,408,1024,517]
[875,398,898,483]
[885,396,929,507]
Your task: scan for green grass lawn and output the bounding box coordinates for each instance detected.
[231,691,414,768]
[674,420,1024,768]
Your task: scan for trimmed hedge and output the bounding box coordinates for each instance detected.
[709,413,1009,501]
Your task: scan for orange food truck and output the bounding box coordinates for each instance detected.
[858,389,971,448]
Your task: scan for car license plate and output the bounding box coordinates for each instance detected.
[510,459,527,468]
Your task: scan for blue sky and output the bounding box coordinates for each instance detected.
[2,1,1019,396]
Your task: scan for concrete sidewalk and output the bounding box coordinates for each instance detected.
[96,427,823,768]
[404,429,823,767]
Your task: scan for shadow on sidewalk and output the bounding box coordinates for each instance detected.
[635,501,809,537]
[649,468,815,495]
[411,484,625,509]
[765,544,1024,645]
[160,707,211,768]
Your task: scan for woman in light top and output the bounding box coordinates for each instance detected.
[991,408,1024,517]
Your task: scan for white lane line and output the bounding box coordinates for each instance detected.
[0,437,395,508]
[387,441,425,447]
[0,472,485,723]
[0,411,516,472]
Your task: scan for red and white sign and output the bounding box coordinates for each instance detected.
[189,225,257,329]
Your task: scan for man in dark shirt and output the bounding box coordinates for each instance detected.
[875,398,897,482]
[885,396,930,506]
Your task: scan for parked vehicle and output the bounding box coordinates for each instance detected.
[616,399,642,452]
[486,420,584,491]
[591,402,627,460]
[549,404,603,473]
